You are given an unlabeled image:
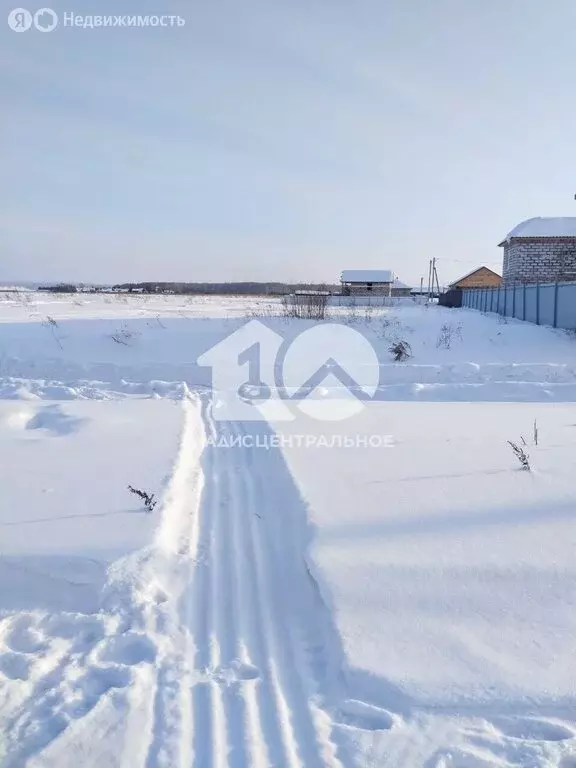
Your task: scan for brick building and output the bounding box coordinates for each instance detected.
[500,217,576,285]
[449,266,501,290]
[340,270,394,296]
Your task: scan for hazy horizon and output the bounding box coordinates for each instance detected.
[3,0,576,286]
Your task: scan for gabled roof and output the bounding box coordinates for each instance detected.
[449,266,501,286]
[392,278,411,289]
[499,217,576,245]
[341,270,394,283]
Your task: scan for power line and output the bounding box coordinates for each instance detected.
[436,258,502,265]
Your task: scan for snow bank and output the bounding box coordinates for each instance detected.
[0,400,183,614]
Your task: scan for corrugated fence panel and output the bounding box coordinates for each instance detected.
[496,289,505,314]
[556,284,576,330]
[514,287,524,321]
[524,286,538,323]
[505,288,515,317]
[538,284,556,327]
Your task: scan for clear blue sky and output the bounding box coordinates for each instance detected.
[2,0,576,286]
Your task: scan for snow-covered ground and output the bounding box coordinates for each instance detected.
[0,292,575,767]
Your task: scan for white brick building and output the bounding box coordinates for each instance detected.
[500,217,576,285]
[340,270,394,296]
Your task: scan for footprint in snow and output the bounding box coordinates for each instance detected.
[489,716,575,742]
[2,614,47,654]
[40,613,107,651]
[0,651,32,681]
[428,746,507,768]
[211,660,260,685]
[334,699,397,731]
[96,632,157,666]
[79,664,132,698]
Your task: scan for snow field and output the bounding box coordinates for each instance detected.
[0,292,574,766]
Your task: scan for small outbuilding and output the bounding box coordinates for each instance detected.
[499,217,576,285]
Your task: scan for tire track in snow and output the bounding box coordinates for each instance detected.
[194,408,343,768]
[224,420,301,768]
[190,407,290,768]
[237,421,343,768]
[187,398,223,768]
[208,414,250,768]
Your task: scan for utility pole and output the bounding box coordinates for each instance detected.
[427,259,433,300]
[433,260,441,298]
[428,258,437,300]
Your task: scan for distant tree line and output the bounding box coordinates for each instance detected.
[111,282,338,295]
[38,282,339,296]
[38,283,78,293]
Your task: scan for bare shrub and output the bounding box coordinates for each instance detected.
[110,322,140,346]
[533,419,539,446]
[377,315,405,343]
[244,301,283,320]
[42,315,63,350]
[341,303,360,325]
[282,292,329,320]
[146,314,166,329]
[389,340,412,362]
[508,441,530,471]
[127,485,157,512]
[436,322,463,349]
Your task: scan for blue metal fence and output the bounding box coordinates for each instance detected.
[462,282,576,330]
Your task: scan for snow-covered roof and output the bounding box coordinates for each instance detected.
[392,278,411,289]
[500,217,576,245]
[341,270,394,283]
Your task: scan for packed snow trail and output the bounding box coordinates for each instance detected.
[0,393,366,767]
[1,393,357,767]
[180,398,347,768]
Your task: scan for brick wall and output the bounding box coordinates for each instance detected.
[503,238,576,285]
[344,283,391,295]
[454,268,501,288]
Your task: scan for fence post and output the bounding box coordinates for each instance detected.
[497,286,501,315]
[512,284,516,318]
[523,283,526,321]
[553,282,559,328]
[504,286,507,316]
[536,282,540,325]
